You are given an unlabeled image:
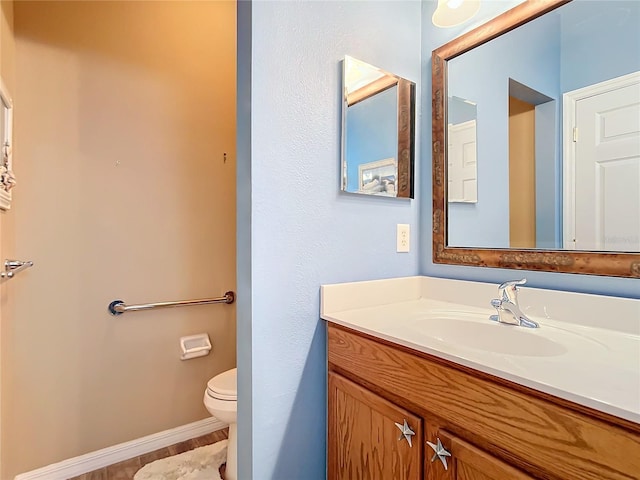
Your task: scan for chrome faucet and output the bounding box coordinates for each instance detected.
[490,279,539,328]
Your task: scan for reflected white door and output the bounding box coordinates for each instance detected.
[568,74,640,251]
[448,120,477,203]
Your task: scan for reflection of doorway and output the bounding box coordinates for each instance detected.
[509,97,536,248]
[563,72,640,251]
[508,79,556,249]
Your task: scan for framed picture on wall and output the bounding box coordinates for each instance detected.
[0,78,15,211]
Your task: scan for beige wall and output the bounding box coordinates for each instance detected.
[1,2,236,477]
[509,96,536,249]
[0,1,13,90]
[0,0,15,476]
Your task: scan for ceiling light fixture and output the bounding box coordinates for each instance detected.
[432,0,481,28]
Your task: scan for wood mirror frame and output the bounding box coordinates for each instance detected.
[432,0,640,279]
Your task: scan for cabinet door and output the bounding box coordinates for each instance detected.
[425,427,535,480]
[328,372,422,480]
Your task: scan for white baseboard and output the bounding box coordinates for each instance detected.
[14,417,227,480]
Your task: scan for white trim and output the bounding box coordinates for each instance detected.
[562,71,640,249]
[14,417,227,480]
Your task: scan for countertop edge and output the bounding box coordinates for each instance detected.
[323,314,640,426]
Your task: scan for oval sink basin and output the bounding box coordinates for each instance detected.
[424,318,568,357]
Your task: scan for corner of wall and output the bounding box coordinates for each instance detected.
[236,1,252,479]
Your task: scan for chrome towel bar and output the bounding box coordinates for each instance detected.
[108,291,235,316]
[1,259,34,279]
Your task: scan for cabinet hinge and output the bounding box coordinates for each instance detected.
[573,127,578,142]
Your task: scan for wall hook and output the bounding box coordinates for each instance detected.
[1,259,34,279]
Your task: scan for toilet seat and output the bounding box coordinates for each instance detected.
[203,367,238,480]
[206,367,237,401]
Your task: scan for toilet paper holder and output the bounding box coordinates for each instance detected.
[180,334,212,360]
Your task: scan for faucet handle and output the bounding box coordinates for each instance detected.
[497,278,526,304]
[490,298,503,309]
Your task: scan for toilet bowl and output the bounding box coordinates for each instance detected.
[204,368,237,480]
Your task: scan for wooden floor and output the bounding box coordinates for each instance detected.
[68,428,228,480]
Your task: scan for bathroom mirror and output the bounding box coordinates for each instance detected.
[432,0,640,277]
[0,78,15,210]
[342,56,415,198]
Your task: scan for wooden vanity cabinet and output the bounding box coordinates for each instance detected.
[327,323,640,480]
[328,372,423,479]
[328,368,531,480]
[426,427,534,480]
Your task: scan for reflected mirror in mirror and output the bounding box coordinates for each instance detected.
[0,78,14,211]
[444,0,640,253]
[342,56,415,198]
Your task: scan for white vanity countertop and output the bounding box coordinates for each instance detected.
[321,276,640,424]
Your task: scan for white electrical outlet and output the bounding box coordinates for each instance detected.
[396,224,410,253]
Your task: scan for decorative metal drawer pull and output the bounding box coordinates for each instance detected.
[394,419,415,447]
[427,438,452,470]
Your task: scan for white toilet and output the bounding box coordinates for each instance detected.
[204,368,237,480]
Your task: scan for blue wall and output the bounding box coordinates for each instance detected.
[448,96,476,125]
[238,1,422,478]
[560,1,640,92]
[236,2,253,479]
[421,0,640,298]
[535,100,560,249]
[346,86,398,191]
